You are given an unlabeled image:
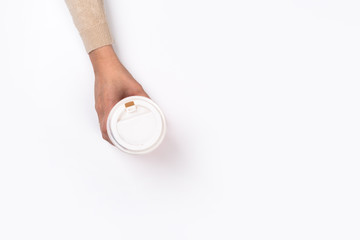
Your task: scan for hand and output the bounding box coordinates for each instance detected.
[89,45,149,144]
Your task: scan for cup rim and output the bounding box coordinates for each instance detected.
[106,96,166,154]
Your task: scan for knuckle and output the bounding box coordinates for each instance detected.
[135,85,144,93]
[101,132,108,140]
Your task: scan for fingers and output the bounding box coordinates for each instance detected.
[102,131,113,145]
[100,119,113,145]
[96,102,115,145]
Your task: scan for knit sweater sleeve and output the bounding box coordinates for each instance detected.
[65,0,113,53]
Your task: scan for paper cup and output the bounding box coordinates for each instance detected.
[106,96,166,154]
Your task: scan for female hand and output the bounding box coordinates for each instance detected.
[89,45,149,144]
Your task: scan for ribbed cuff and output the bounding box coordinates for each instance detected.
[79,22,113,53]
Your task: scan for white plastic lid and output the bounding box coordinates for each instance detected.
[106,96,166,154]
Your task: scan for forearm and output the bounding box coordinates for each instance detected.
[65,0,113,53]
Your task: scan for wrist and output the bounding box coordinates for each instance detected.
[89,45,121,75]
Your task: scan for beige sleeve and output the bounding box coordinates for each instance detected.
[65,0,113,53]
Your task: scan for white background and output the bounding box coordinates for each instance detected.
[0,0,360,239]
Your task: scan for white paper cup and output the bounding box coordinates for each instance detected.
[106,96,166,154]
